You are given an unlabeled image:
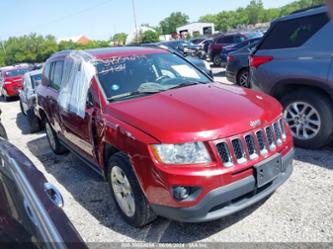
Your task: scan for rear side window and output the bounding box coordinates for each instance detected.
[49,61,64,90]
[42,63,51,86]
[222,36,235,43]
[259,13,329,50]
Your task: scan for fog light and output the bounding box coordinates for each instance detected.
[173,186,190,200]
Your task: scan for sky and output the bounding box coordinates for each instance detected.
[1,0,295,41]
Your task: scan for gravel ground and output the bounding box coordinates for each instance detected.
[0,68,332,244]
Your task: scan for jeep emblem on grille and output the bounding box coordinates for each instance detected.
[250,120,261,128]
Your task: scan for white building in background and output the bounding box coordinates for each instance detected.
[176,22,215,37]
[126,25,156,44]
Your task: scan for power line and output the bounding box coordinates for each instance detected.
[33,0,113,29]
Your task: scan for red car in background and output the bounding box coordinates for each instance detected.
[208,32,262,66]
[36,47,294,227]
[0,67,30,101]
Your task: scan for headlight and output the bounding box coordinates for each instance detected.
[203,60,211,71]
[4,81,12,85]
[151,142,211,165]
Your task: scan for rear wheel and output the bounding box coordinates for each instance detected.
[237,68,250,88]
[107,152,156,227]
[280,90,333,149]
[45,120,68,154]
[213,55,222,67]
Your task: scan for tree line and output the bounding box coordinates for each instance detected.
[0,0,325,67]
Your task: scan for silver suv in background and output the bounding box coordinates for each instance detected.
[250,6,333,149]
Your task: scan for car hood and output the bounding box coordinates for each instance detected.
[107,83,282,143]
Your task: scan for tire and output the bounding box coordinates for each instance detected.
[107,152,156,227]
[27,108,42,133]
[237,68,250,88]
[20,100,27,116]
[45,120,68,154]
[213,54,222,67]
[0,123,8,140]
[280,90,333,149]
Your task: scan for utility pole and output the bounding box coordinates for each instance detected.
[132,0,139,43]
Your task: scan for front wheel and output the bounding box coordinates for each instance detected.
[281,90,333,149]
[107,152,156,227]
[45,120,68,154]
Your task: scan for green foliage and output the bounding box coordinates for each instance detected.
[159,12,189,34]
[199,0,325,32]
[111,32,128,45]
[0,33,110,67]
[141,30,160,43]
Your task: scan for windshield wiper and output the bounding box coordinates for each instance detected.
[167,81,206,90]
[108,89,163,102]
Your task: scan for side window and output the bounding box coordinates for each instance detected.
[223,36,235,43]
[49,61,64,91]
[42,63,51,86]
[259,13,329,50]
[234,35,245,43]
[217,37,225,44]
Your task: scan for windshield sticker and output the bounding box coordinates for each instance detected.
[171,65,200,79]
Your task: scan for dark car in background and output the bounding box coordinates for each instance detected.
[0,109,7,140]
[19,69,43,133]
[250,6,333,149]
[0,67,30,101]
[208,32,261,66]
[0,137,88,247]
[226,39,261,87]
[197,38,213,59]
[220,37,262,67]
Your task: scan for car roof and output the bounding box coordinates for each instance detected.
[48,46,168,62]
[25,69,42,77]
[274,5,326,23]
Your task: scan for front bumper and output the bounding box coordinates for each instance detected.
[151,149,294,223]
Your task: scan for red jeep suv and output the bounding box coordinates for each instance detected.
[0,67,30,101]
[36,47,294,227]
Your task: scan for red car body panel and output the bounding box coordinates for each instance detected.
[36,47,293,218]
[2,75,24,96]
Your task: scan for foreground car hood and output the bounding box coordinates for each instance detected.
[108,83,282,143]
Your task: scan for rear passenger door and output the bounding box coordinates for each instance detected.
[47,60,64,134]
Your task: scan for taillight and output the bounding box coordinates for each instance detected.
[227,55,235,62]
[249,56,273,69]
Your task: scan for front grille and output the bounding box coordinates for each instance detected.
[273,122,282,145]
[279,119,286,140]
[256,130,267,154]
[231,139,246,163]
[245,134,258,159]
[215,118,286,167]
[216,142,233,167]
[265,126,276,150]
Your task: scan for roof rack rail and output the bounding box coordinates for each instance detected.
[290,4,324,15]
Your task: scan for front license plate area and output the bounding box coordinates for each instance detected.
[254,154,282,188]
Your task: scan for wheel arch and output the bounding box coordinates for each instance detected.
[271,79,333,104]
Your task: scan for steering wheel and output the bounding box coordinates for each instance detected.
[156,75,172,84]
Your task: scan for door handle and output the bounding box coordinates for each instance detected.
[44,183,64,208]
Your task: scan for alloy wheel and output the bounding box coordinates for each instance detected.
[111,166,136,217]
[239,71,249,87]
[283,101,321,140]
